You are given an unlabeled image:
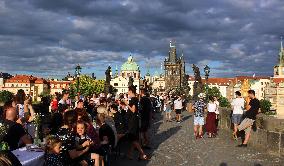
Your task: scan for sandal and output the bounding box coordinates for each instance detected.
[232,133,237,140]
[138,154,150,161]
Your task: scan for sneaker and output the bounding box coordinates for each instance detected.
[177,121,181,123]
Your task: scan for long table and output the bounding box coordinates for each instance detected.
[12,147,44,166]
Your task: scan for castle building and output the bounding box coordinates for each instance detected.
[164,41,185,92]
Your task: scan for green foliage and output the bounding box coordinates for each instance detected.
[70,75,105,97]
[39,89,51,98]
[205,86,222,99]
[259,99,272,114]
[0,90,14,104]
[219,96,231,108]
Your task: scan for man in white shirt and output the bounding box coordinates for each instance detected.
[231,91,245,139]
[174,96,183,123]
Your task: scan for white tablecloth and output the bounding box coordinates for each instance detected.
[12,148,44,166]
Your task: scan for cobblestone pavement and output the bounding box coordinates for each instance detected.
[115,111,284,166]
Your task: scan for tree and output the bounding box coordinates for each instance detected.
[70,75,105,98]
[205,86,222,99]
[259,99,272,114]
[0,90,14,104]
[39,89,51,98]
[219,96,231,108]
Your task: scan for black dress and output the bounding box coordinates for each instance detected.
[113,112,127,134]
[139,96,152,132]
[44,153,64,166]
[56,127,76,166]
[127,97,140,142]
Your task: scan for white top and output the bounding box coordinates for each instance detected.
[214,101,220,114]
[174,99,183,109]
[207,103,217,113]
[231,98,245,114]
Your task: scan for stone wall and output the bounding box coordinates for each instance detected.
[219,108,284,157]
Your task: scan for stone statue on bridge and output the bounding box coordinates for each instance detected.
[192,64,204,100]
[104,66,111,94]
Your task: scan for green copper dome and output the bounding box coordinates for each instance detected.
[121,55,140,71]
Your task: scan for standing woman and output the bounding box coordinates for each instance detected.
[56,110,91,166]
[125,85,149,160]
[193,93,206,139]
[205,96,218,138]
[15,90,34,125]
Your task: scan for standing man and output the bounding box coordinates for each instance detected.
[58,91,70,113]
[231,91,245,140]
[2,105,32,150]
[174,95,183,123]
[237,90,260,147]
[139,89,152,148]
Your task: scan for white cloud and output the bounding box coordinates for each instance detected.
[72,18,95,30]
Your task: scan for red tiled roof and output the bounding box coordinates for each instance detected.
[6,75,36,83]
[49,80,73,84]
[6,75,47,84]
[272,78,284,83]
[203,78,235,86]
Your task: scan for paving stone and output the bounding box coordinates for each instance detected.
[114,111,284,166]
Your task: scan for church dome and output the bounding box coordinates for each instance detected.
[121,55,140,71]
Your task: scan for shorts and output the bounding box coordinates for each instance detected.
[238,118,255,134]
[194,116,204,126]
[175,109,182,114]
[232,114,243,124]
[165,109,172,113]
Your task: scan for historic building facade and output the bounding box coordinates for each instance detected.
[265,39,284,115]
[1,75,49,101]
[164,41,185,92]
[110,55,140,94]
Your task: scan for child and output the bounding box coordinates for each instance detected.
[76,120,101,166]
[44,135,64,166]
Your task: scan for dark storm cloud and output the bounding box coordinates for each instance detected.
[0,0,284,77]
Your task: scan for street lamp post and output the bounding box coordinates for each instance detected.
[75,64,82,94]
[204,65,210,101]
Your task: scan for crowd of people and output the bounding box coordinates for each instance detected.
[190,90,260,148]
[0,85,158,166]
[0,85,260,165]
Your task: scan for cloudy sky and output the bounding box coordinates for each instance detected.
[0,0,283,79]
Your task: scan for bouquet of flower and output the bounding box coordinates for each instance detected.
[33,113,41,146]
[0,122,9,150]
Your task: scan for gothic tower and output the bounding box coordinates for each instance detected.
[164,41,186,92]
[274,37,284,78]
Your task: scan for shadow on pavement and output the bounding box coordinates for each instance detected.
[114,111,182,166]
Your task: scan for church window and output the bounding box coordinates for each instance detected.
[114,83,118,86]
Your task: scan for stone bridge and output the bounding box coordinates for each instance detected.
[115,110,284,166]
